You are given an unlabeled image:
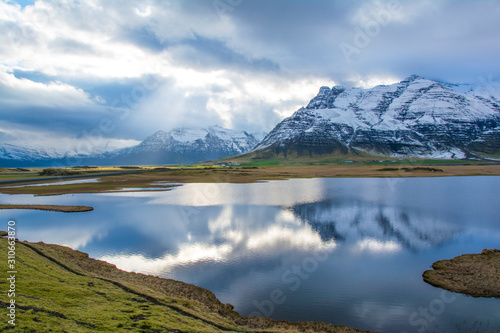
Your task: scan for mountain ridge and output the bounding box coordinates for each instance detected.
[0,126,265,167]
[3,75,500,167]
[252,75,500,160]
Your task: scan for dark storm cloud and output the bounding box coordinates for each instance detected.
[207,0,500,83]
[170,34,280,72]
[1,104,114,138]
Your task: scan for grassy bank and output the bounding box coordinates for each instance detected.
[0,237,366,332]
[423,249,500,298]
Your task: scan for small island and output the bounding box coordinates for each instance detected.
[0,204,94,213]
[423,249,500,298]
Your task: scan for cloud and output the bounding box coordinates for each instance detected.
[126,71,331,136]
[0,67,94,107]
[1,0,499,150]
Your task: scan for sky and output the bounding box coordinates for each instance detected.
[1,0,500,153]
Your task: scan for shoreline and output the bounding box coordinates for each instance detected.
[0,236,368,332]
[1,164,500,196]
[0,204,94,212]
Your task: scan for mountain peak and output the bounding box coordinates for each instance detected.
[255,76,500,159]
[306,85,346,109]
[318,86,331,93]
[151,130,168,136]
[402,74,424,83]
[112,125,266,165]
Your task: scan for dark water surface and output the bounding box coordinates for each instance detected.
[1,177,499,332]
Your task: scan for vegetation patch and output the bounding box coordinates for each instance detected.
[377,167,444,172]
[39,168,85,176]
[119,166,143,169]
[423,249,500,298]
[71,166,99,169]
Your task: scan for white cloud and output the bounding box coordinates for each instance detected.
[347,74,401,89]
[352,238,401,254]
[245,224,337,251]
[1,1,168,78]
[131,71,331,134]
[0,67,94,107]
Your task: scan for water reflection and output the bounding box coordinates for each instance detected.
[100,205,337,275]
[1,177,499,332]
[290,199,457,251]
[145,179,328,206]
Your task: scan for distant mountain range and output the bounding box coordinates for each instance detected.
[2,75,500,167]
[252,75,500,160]
[0,126,265,167]
[92,126,265,166]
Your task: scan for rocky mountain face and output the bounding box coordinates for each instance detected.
[0,126,264,167]
[254,75,500,159]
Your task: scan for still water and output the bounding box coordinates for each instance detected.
[1,177,499,332]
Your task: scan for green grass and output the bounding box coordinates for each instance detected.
[0,239,241,332]
[0,174,40,180]
[221,145,496,168]
[238,158,285,167]
[231,156,491,168]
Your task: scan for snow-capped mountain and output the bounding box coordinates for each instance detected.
[254,75,500,159]
[0,143,93,167]
[96,125,262,165]
[0,143,67,162]
[0,126,264,167]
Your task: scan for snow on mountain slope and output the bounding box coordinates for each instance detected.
[0,143,67,161]
[116,125,259,155]
[255,75,500,159]
[1,126,265,166]
[93,125,263,165]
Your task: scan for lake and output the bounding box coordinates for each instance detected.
[1,176,499,332]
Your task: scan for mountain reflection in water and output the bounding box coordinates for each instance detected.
[291,199,456,250]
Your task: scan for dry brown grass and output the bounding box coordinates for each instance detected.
[1,164,500,196]
[423,249,500,298]
[0,204,93,212]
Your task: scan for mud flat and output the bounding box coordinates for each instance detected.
[423,249,500,298]
[0,204,94,212]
